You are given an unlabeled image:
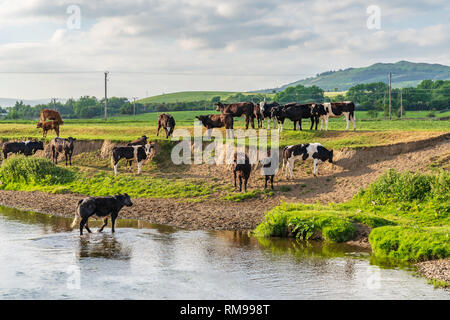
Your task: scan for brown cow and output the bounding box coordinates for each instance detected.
[253,103,263,128]
[40,109,64,125]
[195,114,234,139]
[215,101,255,129]
[232,152,251,192]
[36,121,60,138]
[157,113,176,138]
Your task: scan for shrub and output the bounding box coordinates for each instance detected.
[0,156,75,186]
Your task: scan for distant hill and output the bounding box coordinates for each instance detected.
[0,98,66,108]
[258,61,450,92]
[139,91,271,104]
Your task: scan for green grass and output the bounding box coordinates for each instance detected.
[0,110,448,149]
[254,170,450,262]
[0,156,216,199]
[222,189,274,202]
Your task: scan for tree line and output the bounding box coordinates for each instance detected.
[1,80,448,120]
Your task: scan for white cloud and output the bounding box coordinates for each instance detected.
[0,0,448,99]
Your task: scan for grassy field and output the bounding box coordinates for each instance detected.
[254,169,450,262]
[1,110,448,150]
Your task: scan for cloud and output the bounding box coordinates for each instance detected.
[0,0,448,98]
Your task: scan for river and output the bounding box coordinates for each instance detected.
[0,206,448,300]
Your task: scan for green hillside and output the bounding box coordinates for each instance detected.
[139,91,273,104]
[262,61,450,92]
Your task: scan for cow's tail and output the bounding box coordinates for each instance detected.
[70,200,83,229]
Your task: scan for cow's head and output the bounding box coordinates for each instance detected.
[116,193,133,207]
[215,102,224,112]
[144,143,154,156]
[36,122,43,128]
[270,106,283,119]
[34,141,44,151]
[195,115,209,127]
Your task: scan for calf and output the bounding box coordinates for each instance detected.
[313,102,356,131]
[259,101,280,129]
[282,143,333,179]
[196,114,234,139]
[157,114,176,138]
[2,140,44,159]
[127,135,148,147]
[71,194,133,235]
[253,103,264,128]
[36,121,60,138]
[50,137,76,166]
[111,144,153,175]
[232,152,251,192]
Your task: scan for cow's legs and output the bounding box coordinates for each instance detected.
[79,217,89,235]
[156,124,161,136]
[313,159,321,177]
[239,175,243,192]
[98,218,108,233]
[319,118,324,131]
[111,212,118,233]
[289,159,295,179]
[352,113,356,131]
[137,161,143,174]
[345,113,350,131]
[244,176,248,192]
[84,221,92,234]
[270,175,274,190]
[310,117,314,130]
[325,117,329,131]
[233,171,237,188]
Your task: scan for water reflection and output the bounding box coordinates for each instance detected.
[77,234,132,260]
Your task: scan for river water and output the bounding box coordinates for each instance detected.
[0,206,448,300]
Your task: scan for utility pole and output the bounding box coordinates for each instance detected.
[132,97,138,116]
[388,72,392,120]
[51,98,57,112]
[104,71,109,121]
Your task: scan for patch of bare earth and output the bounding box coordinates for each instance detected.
[416,259,450,287]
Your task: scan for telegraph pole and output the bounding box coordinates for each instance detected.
[388,72,392,120]
[132,97,138,116]
[51,98,57,112]
[104,71,109,121]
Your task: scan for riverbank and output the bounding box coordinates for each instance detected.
[416,259,450,289]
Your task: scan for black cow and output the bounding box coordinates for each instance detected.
[50,137,76,166]
[282,143,333,179]
[271,103,318,132]
[2,141,44,159]
[259,101,280,129]
[111,144,153,175]
[71,194,133,235]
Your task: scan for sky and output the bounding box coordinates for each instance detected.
[0,0,449,100]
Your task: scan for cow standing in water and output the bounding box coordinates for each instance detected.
[157,114,175,138]
[313,102,356,131]
[282,143,333,179]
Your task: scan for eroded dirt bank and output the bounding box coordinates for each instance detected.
[416,259,450,288]
[0,136,448,231]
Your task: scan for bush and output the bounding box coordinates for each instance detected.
[356,169,449,204]
[0,156,75,186]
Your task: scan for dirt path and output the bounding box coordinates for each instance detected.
[0,137,448,231]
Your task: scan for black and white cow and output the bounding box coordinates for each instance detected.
[313,102,356,131]
[111,144,153,175]
[259,101,280,129]
[282,143,333,179]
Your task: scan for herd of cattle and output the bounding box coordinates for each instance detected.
[0,103,350,235]
[1,100,348,189]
